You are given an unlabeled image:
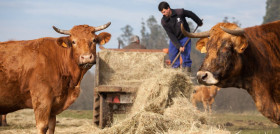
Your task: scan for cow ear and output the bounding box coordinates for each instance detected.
[57,37,71,48]
[234,38,248,53]
[97,32,111,45]
[196,38,209,53]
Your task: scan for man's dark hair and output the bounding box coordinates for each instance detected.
[158,1,170,11]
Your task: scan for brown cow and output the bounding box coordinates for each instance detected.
[181,20,280,125]
[191,85,220,113]
[0,22,111,134]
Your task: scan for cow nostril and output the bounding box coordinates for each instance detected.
[81,56,84,59]
[201,73,208,80]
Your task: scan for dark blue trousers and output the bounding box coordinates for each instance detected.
[169,37,192,68]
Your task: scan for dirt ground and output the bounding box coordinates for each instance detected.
[0,109,98,134]
[1,109,280,134]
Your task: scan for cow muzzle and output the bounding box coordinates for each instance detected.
[197,71,218,85]
[79,53,95,68]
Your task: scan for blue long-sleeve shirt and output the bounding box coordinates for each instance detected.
[161,8,203,49]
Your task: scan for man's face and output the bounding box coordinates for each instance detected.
[161,8,172,18]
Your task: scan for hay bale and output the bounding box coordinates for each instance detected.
[98,50,166,87]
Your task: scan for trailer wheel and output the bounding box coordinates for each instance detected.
[93,92,100,127]
[93,93,113,128]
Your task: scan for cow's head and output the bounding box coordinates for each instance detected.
[181,23,248,87]
[53,22,111,69]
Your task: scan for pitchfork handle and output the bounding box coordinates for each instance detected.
[170,20,203,67]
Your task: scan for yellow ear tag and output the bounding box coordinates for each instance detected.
[62,42,68,48]
[99,40,106,45]
[201,46,207,53]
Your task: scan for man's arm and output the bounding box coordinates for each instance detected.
[183,10,203,26]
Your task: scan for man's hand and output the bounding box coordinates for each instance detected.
[199,19,204,26]
[179,47,185,52]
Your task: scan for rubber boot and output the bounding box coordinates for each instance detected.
[182,67,191,73]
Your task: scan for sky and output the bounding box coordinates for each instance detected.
[0,0,266,49]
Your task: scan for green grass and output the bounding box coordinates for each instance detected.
[238,129,280,134]
[209,112,280,134]
[57,110,93,119]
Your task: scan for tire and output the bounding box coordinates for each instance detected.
[93,92,100,127]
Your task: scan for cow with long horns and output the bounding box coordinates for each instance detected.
[181,20,280,125]
[0,22,111,134]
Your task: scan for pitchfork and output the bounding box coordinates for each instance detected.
[170,19,203,67]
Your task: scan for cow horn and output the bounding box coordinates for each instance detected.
[94,22,111,32]
[52,26,71,35]
[181,23,210,38]
[220,26,244,36]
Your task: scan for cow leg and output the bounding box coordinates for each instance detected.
[1,115,7,126]
[209,98,215,114]
[191,95,199,111]
[34,103,52,134]
[209,103,212,113]
[34,108,51,134]
[202,101,208,112]
[0,114,2,126]
[31,90,53,134]
[191,99,197,109]
[47,115,56,134]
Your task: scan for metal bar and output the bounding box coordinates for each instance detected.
[101,49,164,52]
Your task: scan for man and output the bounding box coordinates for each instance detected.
[158,1,203,72]
[123,35,146,49]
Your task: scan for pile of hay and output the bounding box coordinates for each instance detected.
[98,68,229,134]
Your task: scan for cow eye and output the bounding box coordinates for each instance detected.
[93,38,97,43]
[221,46,230,52]
[72,41,76,44]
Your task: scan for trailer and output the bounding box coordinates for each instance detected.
[93,49,167,128]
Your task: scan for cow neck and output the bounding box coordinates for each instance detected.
[62,48,81,86]
[239,26,280,124]
[50,39,82,87]
[242,25,280,87]
[235,43,260,90]
[238,37,274,91]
